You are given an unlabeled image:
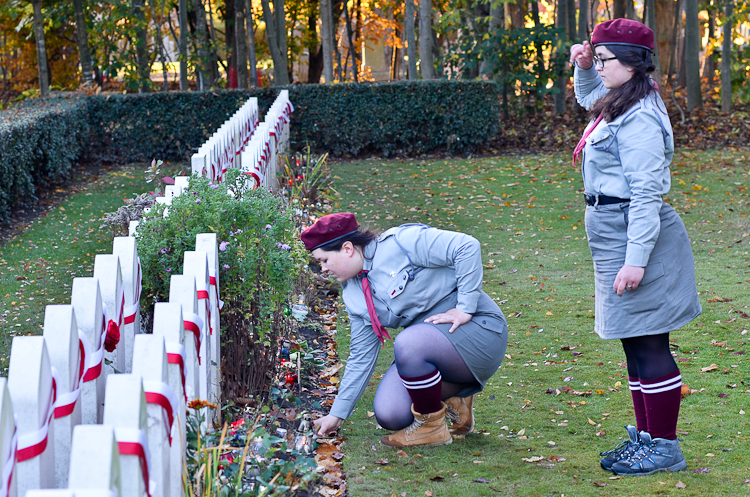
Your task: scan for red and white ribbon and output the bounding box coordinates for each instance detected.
[143,381,178,445]
[83,308,108,383]
[0,425,17,497]
[124,259,142,325]
[53,330,92,418]
[183,313,203,365]
[165,342,187,401]
[16,369,58,462]
[209,268,224,312]
[195,280,212,336]
[115,427,155,497]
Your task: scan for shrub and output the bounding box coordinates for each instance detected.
[0,96,89,221]
[135,169,307,399]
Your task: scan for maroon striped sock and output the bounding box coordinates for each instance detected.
[628,376,648,433]
[641,370,682,440]
[400,369,443,415]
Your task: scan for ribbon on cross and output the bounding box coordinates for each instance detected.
[0,425,16,497]
[83,308,108,383]
[183,312,204,365]
[143,381,179,446]
[53,330,93,418]
[16,368,58,462]
[124,258,142,325]
[165,342,187,401]
[115,427,155,497]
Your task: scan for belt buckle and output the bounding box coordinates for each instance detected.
[584,193,596,206]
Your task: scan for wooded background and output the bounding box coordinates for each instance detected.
[1,0,747,113]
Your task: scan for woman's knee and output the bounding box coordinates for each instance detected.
[374,404,413,431]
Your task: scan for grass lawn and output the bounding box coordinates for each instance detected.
[0,162,184,374]
[329,149,750,497]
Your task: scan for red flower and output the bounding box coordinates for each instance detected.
[104,321,120,352]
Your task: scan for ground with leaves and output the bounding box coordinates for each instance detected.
[327,149,750,497]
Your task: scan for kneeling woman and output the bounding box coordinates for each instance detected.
[301,213,508,447]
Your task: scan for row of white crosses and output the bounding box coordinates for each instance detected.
[190,97,259,184]
[0,230,224,497]
[188,90,293,190]
[239,90,294,190]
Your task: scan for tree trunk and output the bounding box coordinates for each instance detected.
[626,0,634,18]
[479,0,503,77]
[149,0,170,91]
[246,0,258,86]
[654,0,675,78]
[578,0,589,40]
[666,0,681,85]
[235,0,248,87]
[226,0,237,86]
[193,0,211,89]
[532,0,547,108]
[31,0,49,97]
[554,0,568,114]
[613,0,626,18]
[684,0,701,110]
[73,0,94,86]
[419,0,434,79]
[274,0,289,80]
[567,0,576,41]
[320,0,334,82]
[179,0,189,89]
[721,0,732,112]
[703,3,715,88]
[645,0,662,85]
[404,0,417,80]
[342,0,358,81]
[131,0,150,92]
[261,0,290,84]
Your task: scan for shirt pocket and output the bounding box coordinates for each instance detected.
[588,127,613,150]
[388,268,417,299]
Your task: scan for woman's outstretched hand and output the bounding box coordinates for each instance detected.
[313,414,343,436]
[424,308,473,333]
[570,41,594,70]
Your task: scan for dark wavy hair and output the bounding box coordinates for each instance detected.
[591,44,657,122]
[315,228,379,252]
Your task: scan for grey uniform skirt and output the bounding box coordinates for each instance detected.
[409,290,508,397]
[585,201,702,339]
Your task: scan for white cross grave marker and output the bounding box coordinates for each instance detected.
[68,424,122,495]
[113,237,142,372]
[92,255,125,376]
[0,378,17,497]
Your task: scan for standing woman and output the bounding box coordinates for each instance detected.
[570,19,701,476]
[301,213,508,447]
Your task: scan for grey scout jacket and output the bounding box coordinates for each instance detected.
[329,224,484,420]
[574,64,674,268]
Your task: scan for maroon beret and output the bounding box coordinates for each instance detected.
[591,19,654,51]
[300,212,359,251]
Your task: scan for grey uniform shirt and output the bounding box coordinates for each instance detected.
[574,64,674,267]
[329,225,484,420]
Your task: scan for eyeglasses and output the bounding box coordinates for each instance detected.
[593,55,618,68]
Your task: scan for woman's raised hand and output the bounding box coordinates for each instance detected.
[570,41,594,70]
[424,308,473,333]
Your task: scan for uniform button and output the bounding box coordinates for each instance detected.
[399,286,403,290]
[482,320,487,325]
[387,307,391,311]
[372,289,376,293]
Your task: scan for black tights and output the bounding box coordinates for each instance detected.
[373,323,477,430]
[620,333,678,380]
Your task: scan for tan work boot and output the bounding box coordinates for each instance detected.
[381,403,452,448]
[445,394,475,435]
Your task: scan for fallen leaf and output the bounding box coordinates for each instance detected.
[375,459,389,465]
[588,418,596,425]
[675,481,687,489]
[701,364,719,372]
[474,478,490,483]
[425,492,433,497]
[396,450,408,458]
[592,482,608,487]
[522,456,544,463]
[517,428,525,436]
[430,476,444,482]
[693,468,710,473]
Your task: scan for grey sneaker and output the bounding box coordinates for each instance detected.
[600,425,640,471]
[611,432,687,476]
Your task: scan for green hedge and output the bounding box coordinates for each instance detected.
[0,82,501,220]
[0,97,89,221]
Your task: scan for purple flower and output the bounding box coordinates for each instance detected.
[195,199,201,204]
[276,242,291,251]
[264,224,273,230]
[160,248,168,254]
[166,268,172,272]
[222,264,230,270]
[209,183,219,189]
[219,241,229,251]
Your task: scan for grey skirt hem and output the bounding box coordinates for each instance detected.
[596,308,703,340]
